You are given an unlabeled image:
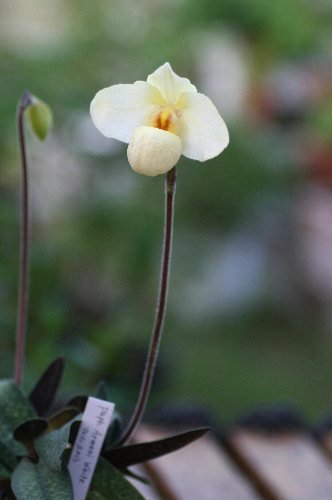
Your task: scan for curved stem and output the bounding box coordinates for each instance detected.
[14,91,32,386]
[116,167,177,446]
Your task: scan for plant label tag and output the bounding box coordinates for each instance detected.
[68,396,115,499]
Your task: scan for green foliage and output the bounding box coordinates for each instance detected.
[312,99,332,141]
[182,0,321,55]
[0,381,36,455]
[104,428,210,469]
[0,0,331,477]
[0,363,208,498]
[0,441,17,478]
[29,358,65,416]
[14,419,48,444]
[87,458,144,500]
[11,459,73,500]
[95,382,122,448]
[35,420,76,472]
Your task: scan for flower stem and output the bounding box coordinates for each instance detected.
[116,167,177,446]
[14,91,32,387]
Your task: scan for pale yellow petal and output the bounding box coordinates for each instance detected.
[90,81,163,144]
[147,62,197,107]
[127,126,182,176]
[178,92,229,161]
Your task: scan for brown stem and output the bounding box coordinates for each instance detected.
[116,167,177,446]
[14,91,32,386]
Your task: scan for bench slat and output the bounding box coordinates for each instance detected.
[127,465,162,499]
[135,426,260,500]
[228,429,332,500]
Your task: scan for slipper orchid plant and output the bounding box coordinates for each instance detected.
[0,63,229,499]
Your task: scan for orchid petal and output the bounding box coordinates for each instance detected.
[178,92,229,161]
[128,126,182,176]
[147,63,197,107]
[90,81,163,144]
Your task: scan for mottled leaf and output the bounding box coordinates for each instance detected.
[0,381,36,455]
[0,442,17,473]
[87,458,143,500]
[11,458,72,500]
[36,416,80,472]
[104,427,210,468]
[29,358,64,416]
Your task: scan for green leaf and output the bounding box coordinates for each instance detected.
[0,381,36,455]
[65,395,87,413]
[0,441,17,475]
[0,462,10,480]
[103,412,122,450]
[95,382,122,448]
[11,458,72,500]
[35,417,80,472]
[68,420,80,446]
[47,407,80,431]
[94,381,110,401]
[29,358,65,416]
[26,98,53,141]
[104,427,210,468]
[87,458,144,500]
[14,419,48,444]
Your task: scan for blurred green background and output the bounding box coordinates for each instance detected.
[0,0,332,424]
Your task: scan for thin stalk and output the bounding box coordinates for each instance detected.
[14,91,32,386]
[116,167,177,446]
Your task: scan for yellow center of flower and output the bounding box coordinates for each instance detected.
[150,108,178,134]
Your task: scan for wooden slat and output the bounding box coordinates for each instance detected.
[135,426,260,500]
[127,465,162,499]
[319,429,332,462]
[228,429,332,500]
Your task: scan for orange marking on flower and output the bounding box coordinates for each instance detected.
[153,109,177,133]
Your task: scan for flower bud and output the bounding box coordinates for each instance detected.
[127,126,182,176]
[26,97,53,141]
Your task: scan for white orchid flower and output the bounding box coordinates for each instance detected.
[90,62,229,176]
